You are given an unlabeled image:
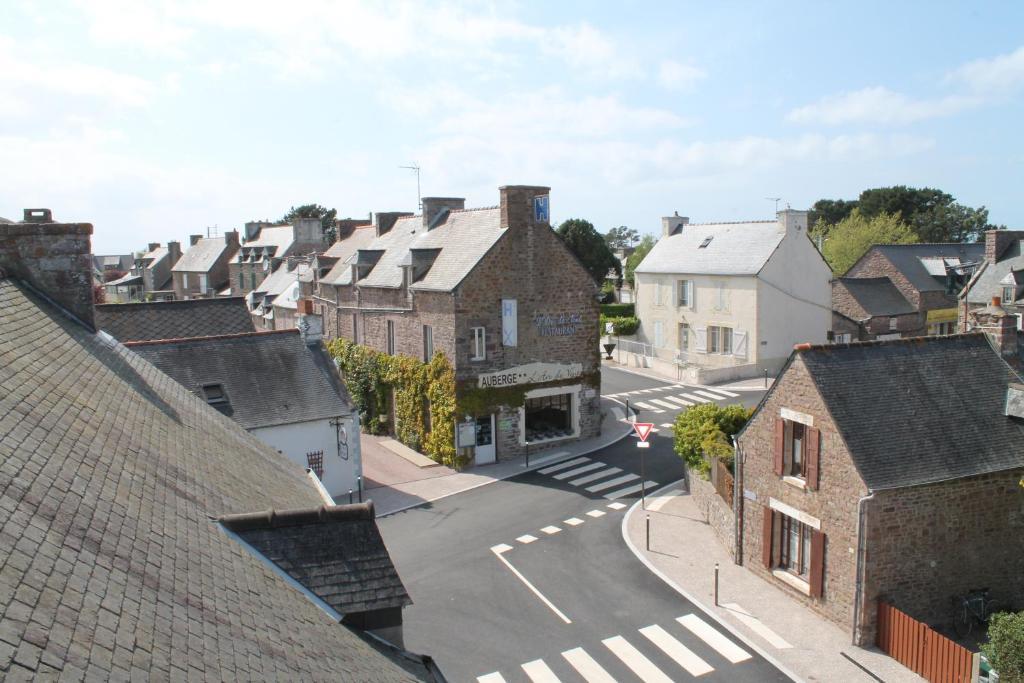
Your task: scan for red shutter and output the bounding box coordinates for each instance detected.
[809,530,825,598]
[805,427,820,490]
[762,507,774,568]
[773,419,785,476]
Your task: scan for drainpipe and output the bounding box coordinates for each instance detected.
[732,436,743,565]
[852,490,875,646]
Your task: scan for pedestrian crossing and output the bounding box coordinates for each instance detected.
[607,383,740,400]
[477,612,753,682]
[607,383,740,414]
[537,456,658,501]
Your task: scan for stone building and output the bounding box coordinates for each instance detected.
[308,185,601,464]
[230,218,327,296]
[171,231,239,299]
[830,277,917,342]
[735,334,1024,646]
[960,228,1024,334]
[103,241,182,302]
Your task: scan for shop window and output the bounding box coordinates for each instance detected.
[524,393,572,442]
[471,327,486,361]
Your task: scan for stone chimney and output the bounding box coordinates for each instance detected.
[778,209,809,237]
[373,211,414,238]
[296,298,323,345]
[0,209,95,330]
[224,230,239,249]
[421,197,465,230]
[335,218,366,242]
[662,212,689,237]
[167,241,182,265]
[499,185,551,229]
[190,234,203,246]
[984,229,1024,264]
[970,296,1019,358]
[292,217,323,246]
[147,242,160,252]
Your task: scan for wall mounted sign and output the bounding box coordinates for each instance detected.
[457,421,476,448]
[534,195,550,223]
[477,362,583,389]
[502,298,518,347]
[534,312,582,337]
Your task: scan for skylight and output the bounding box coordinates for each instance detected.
[699,236,713,248]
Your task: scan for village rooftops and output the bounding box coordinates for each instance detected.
[846,242,983,288]
[234,224,294,262]
[173,235,236,273]
[968,238,1024,304]
[635,220,786,276]
[834,277,916,318]
[94,296,256,342]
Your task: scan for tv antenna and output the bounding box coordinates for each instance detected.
[765,197,782,213]
[400,163,421,210]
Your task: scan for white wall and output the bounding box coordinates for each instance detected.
[251,415,362,500]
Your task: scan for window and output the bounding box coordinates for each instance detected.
[779,514,813,578]
[834,333,852,344]
[182,272,189,289]
[201,383,227,405]
[653,320,664,348]
[773,416,820,489]
[1003,285,1015,304]
[788,421,805,477]
[471,327,486,361]
[654,282,665,306]
[708,326,732,354]
[199,273,208,294]
[929,322,955,336]
[386,320,396,355]
[423,325,433,361]
[524,392,573,442]
[677,280,693,308]
[678,323,689,351]
[250,271,256,289]
[238,272,244,290]
[699,236,713,248]
[762,506,825,598]
[888,317,898,331]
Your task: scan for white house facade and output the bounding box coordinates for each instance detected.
[632,210,831,383]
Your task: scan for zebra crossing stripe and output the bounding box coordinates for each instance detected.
[569,467,622,487]
[694,389,729,401]
[649,398,678,410]
[633,401,657,410]
[603,480,659,500]
[677,614,752,663]
[477,673,507,683]
[538,457,590,474]
[552,462,605,480]
[562,647,616,683]
[639,624,714,676]
[602,635,673,683]
[698,385,741,397]
[680,393,710,403]
[585,473,640,493]
[521,659,561,682]
[663,395,694,407]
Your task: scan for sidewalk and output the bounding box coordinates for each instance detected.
[601,356,775,391]
[623,483,924,683]
[365,397,636,517]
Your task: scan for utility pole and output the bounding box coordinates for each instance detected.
[765,197,782,214]
[400,163,422,210]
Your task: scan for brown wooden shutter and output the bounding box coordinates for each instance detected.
[809,530,825,598]
[773,419,785,476]
[762,507,774,568]
[805,427,820,490]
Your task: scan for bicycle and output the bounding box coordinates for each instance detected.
[951,588,1002,638]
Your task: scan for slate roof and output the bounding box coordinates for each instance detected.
[835,277,916,318]
[221,503,412,615]
[968,239,1024,304]
[321,225,377,285]
[798,334,1024,490]
[849,243,984,291]
[103,272,143,287]
[94,254,132,271]
[94,297,256,342]
[0,277,430,681]
[234,225,294,263]
[172,237,233,273]
[127,329,354,430]
[321,209,506,291]
[635,221,785,275]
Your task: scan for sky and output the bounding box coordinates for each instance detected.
[1,1,1022,254]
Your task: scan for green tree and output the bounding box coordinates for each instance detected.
[604,225,639,250]
[281,203,339,244]
[813,209,918,275]
[556,218,621,284]
[809,199,857,231]
[982,611,1024,682]
[624,234,656,288]
[673,403,753,476]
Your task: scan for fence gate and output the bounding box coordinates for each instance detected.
[306,450,324,479]
[876,601,978,683]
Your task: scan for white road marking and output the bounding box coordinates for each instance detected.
[491,547,571,624]
[650,398,678,410]
[697,385,741,397]
[646,489,683,512]
[640,624,714,676]
[603,635,673,683]
[585,473,640,493]
[538,457,590,474]
[490,543,513,554]
[663,395,694,407]
[677,614,752,663]
[552,462,605,480]
[569,467,622,486]
[477,673,508,683]
[516,534,538,544]
[722,603,792,649]
[607,502,627,510]
[603,480,659,500]
[562,647,616,683]
[541,525,561,535]
[680,393,710,403]
[522,659,562,682]
[633,401,657,410]
[694,389,729,401]
[586,509,606,518]
[660,423,675,428]
[564,517,584,526]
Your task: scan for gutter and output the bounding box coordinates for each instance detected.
[852,490,875,646]
[732,436,743,565]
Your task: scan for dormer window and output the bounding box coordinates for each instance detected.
[1003,286,1015,304]
[699,236,713,248]
[202,383,228,406]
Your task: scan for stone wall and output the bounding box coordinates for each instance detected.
[690,474,735,557]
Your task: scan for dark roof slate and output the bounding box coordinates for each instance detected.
[853,243,984,292]
[94,296,256,341]
[128,330,354,429]
[0,278,426,681]
[800,334,1024,490]
[835,277,916,317]
[221,503,412,615]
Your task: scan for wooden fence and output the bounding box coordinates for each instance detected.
[876,601,978,683]
[712,459,733,507]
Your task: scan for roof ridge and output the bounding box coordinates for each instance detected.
[123,328,298,347]
[219,503,375,531]
[796,332,985,353]
[682,219,775,227]
[875,242,981,247]
[448,205,499,214]
[96,297,247,310]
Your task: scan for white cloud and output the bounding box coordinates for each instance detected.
[786,86,980,126]
[946,45,1024,93]
[657,60,706,91]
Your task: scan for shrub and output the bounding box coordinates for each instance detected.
[600,303,635,317]
[600,315,639,336]
[983,610,1024,682]
[673,403,753,477]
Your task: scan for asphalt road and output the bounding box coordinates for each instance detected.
[378,366,779,683]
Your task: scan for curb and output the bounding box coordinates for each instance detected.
[621,479,804,683]
[376,397,637,518]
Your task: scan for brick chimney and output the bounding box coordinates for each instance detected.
[421,197,465,230]
[984,229,1024,264]
[499,185,551,229]
[662,212,689,237]
[373,211,414,238]
[190,234,203,246]
[970,296,1019,358]
[0,209,96,330]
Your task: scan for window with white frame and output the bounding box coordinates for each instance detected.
[714,281,727,311]
[677,280,693,308]
[834,333,852,344]
[471,327,486,361]
[423,325,433,361]
[654,282,665,306]
[386,320,396,355]
[761,503,825,598]
[678,322,689,351]
[708,325,732,354]
[653,320,664,348]
[888,317,898,331]
[1003,285,1015,304]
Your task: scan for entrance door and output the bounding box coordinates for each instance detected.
[474,414,496,465]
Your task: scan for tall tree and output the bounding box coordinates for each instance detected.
[624,234,656,288]
[604,225,639,250]
[556,218,621,284]
[809,199,857,231]
[815,210,918,274]
[281,204,338,244]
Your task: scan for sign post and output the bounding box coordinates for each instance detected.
[633,423,654,509]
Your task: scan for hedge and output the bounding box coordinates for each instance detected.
[600,315,640,336]
[600,303,635,317]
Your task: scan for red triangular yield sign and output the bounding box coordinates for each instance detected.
[633,422,654,442]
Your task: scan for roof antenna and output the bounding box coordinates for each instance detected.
[765,197,782,214]
[400,163,422,211]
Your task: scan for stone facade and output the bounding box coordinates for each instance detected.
[690,474,735,556]
[172,232,239,299]
[830,279,920,339]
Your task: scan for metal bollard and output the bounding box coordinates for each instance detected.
[357,476,363,503]
[646,514,651,551]
[348,489,353,504]
[714,562,720,606]
[764,369,768,388]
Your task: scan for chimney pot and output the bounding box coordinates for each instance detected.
[993,296,1002,307]
[190,234,202,246]
[421,197,466,230]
